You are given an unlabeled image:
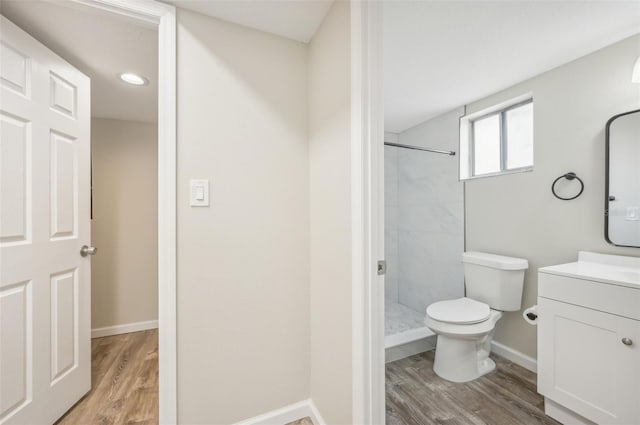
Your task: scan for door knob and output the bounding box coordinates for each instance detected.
[80,245,97,257]
[622,337,633,346]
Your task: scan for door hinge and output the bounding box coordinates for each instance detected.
[377,260,386,276]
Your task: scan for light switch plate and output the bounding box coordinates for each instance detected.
[190,179,209,207]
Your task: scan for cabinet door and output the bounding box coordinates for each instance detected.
[538,298,640,424]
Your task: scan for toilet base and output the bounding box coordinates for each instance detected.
[433,331,496,383]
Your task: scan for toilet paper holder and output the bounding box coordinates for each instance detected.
[523,305,538,325]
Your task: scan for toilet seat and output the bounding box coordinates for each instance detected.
[426,297,490,324]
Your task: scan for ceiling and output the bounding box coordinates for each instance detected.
[0,0,158,123]
[165,0,334,43]
[385,1,640,133]
[3,1,637,129]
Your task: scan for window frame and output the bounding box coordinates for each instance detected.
[464,97,534,180]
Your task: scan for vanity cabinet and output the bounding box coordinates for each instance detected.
[537,252,640,425]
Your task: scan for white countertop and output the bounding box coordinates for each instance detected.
[539,251,640,289]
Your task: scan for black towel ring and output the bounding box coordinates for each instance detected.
[552,172,584,200]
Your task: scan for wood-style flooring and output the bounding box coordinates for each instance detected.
[56,329,158,425]
[386,350,560,425]
[56,332,554,425]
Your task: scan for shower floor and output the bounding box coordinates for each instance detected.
[385,303,434,348]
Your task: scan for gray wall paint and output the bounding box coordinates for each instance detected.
[175,5,354,423]
[91,118,158,329]
[308,2,353,423]
[176,9,310,423]
[465,34,640,359]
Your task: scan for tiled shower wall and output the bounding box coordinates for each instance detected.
[385,135,400,304]
[385,107,466,314]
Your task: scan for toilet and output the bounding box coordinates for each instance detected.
[425,251,528,383]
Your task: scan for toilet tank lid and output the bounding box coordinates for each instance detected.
[462,251,529,270]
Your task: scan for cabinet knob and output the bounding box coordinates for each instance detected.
[622,337,633,346]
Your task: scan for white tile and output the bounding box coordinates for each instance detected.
[397,230,464,312]
[385,228,399,302]
[385,277,398,303]
[385,204,398,231]
[384,302,426,336]
[385,145,400,304]
[385,230,398,278]
[385,146,399,207]
[388,108,466,314]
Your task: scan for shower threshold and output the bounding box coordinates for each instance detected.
[385,303,434,349]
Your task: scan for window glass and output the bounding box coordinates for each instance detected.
[473,114,501,175]
[506,102,533,169]
[460,97,534,180]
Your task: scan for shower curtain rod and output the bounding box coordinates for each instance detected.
[384,141,456,156]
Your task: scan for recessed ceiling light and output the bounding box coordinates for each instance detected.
[119,72,148,86]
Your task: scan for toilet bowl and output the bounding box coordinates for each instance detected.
[425,252,528,383]
[425,297,502,382]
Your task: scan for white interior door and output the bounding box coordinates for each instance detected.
[0,15,91,425]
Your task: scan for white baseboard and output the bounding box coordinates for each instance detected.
[545,398,594,425]
[491,340,537,373]
[234,399,326,425]
[91,319,158,338]
[307,400,326,425]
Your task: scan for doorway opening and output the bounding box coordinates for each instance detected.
[377,2,640,424]
[0,0,175,423]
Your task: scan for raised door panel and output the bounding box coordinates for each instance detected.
[0,112,31,245]
[0,41,30,97]
[50,131,77,239]
[49,72,76,119]
[0,281,32,422]
[538,297,640,424]
[50,270,78,384]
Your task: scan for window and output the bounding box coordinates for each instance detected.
[460,97,533,179]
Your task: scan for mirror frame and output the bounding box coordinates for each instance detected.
[604,108,640,248]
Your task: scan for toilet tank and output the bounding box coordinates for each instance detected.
[462,252,529,311]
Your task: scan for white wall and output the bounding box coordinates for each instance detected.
[308,2,353,424]
[465,34,640,359]
[91,118,157,329]
[176,9,310,424]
